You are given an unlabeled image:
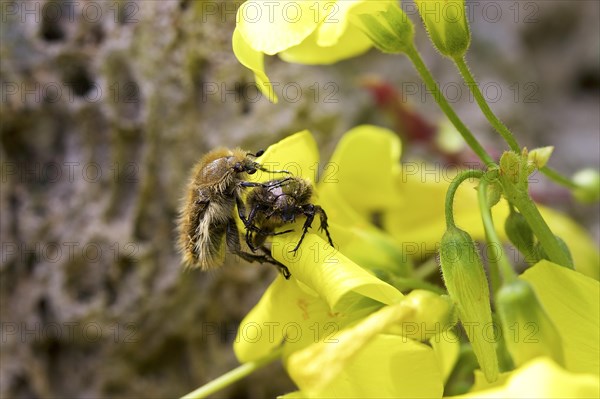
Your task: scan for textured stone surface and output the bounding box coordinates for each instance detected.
[1,1,598,398]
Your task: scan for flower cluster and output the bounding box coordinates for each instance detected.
[234,128,600,398]
[184,0,600,397]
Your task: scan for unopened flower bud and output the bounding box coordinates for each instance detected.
[505,209,538,263]
[440,226,499,382]
[528,146,554,170]
[573,168,600,203]
[415,0,471,58]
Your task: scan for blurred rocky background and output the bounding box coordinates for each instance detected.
[1,0,598,397]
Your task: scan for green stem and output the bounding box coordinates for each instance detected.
[445,169,485,228]
[500,177,574,269]
[453,56,520,152]
[413,256,441,280]
[454,57,580,191]
[180,348,283,399]
[540,166,578,189]
[390,276,446,295]
[477,177,517,285]
[404,45,494,165]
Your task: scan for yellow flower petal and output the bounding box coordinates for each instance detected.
[319,124,402,213]
[236,0,321,55]
[469,369,511,393]
[280,23,373,65]
[233,276,353,363]
[384,169,467,259]
[287,302,413,394]
[286,291,452,396]
[271,232,403,312]
[457,358,600,398]
[496,279,564,367]
[277,391,305,398]
[521,260,600,376]
[314,0,354,47]
[250,129,319,184]
[328,221,411,277]
[431,330,461,384]
[315,0,394,47]
[232,27,278,103]
[292,334,443,398]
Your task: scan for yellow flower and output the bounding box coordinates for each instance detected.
[234,128,458,398]
[232,128,599,398]
[286,290,455,398]
[233,1,396,102]
[234,129,403,363]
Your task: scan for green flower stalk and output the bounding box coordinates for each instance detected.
[496,279,565,368]
[439,225,499,382]
[498,150,575,269]
[415,0,471,58]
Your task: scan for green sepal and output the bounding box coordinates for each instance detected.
[485,181,502,208]
[353,4,415,54]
